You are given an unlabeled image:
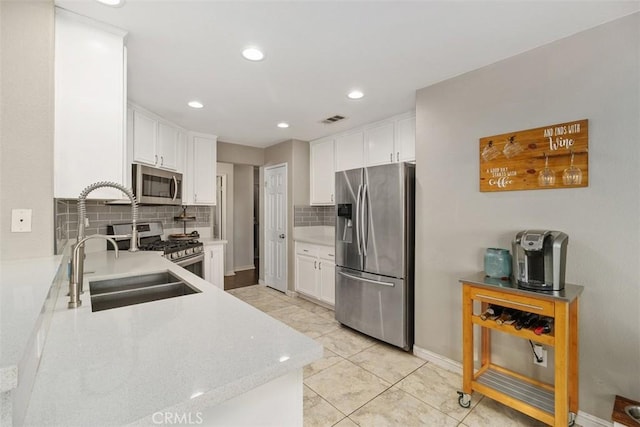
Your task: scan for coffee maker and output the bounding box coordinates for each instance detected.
[512,230,568,291]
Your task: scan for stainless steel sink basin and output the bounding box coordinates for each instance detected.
[89,272,201,312]
[626,405,640,424]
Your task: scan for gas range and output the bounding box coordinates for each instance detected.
[107,221,204,263]
[139,239,204,261]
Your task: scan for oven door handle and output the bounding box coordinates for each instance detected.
[175,253,204,267]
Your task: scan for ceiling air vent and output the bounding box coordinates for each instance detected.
[321,115,346,124]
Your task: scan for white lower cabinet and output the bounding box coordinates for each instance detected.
[204,243,225,290]
[294,242,335,306]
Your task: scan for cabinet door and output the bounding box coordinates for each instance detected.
[365,122,395,166]
[157,122,178,170]
[132,109,158,166]
[205,244,224,290]
[54,9,126,200]
[335,132,364,172]
[310,138,335,205]
[395,116,415,162]
[319,258,335,305]
[295,253,318,297]
[192,136,217,205]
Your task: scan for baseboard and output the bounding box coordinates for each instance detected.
[411,345,611,427]
[575,411,612,427]
[412,345,462,375]
[234,265,256,272]
[224,271,236,277]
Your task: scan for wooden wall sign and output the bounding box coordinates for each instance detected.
[479,119,588,192]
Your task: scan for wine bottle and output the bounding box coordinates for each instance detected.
[479,305,504,321]
[534,317,554,335]
[515,312,538,330]
[495,308,518,325]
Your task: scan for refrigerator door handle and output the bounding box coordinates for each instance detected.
[356,183,362,256]
[338,271,395,287]
[361,184,368,257]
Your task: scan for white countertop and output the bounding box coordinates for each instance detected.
[199,237,227,245]
[293,226,335,247]
[23,251,321,426]
[0,256,63,392]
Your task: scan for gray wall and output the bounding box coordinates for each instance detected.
[217,141,265,166]
[233,164,254,270]
[261,139,310,289]
[0,0,55,260]
[414,13,639,420]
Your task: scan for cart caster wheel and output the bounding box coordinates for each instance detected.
[568,412,576,427]
[457,391,471,408]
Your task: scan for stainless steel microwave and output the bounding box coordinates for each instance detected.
[132,164,182,205]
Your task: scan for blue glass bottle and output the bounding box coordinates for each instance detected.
[484,248,512,279]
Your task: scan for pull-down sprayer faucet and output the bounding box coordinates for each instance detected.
[68,181,139,309]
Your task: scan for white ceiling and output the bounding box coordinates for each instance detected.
[56,0,639,148]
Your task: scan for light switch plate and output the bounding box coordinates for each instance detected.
[11,209,32,232]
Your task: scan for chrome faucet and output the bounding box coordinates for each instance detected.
[68,235,118,308]
[68,181,139,309]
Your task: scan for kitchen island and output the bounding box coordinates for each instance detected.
[20,251,321,426]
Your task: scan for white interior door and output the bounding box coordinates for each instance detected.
[264,164,287,292]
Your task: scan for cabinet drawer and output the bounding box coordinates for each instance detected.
[296,242,319,257]
[468,286,555,317]
[318,246,335,260]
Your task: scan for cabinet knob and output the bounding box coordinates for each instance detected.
[390,153,393,162]
[397,152,399,162]
[160,156,164,166]
[279,233,286,239]
[155,154,158,165]
[314,260,317,269]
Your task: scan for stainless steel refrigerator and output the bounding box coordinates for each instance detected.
[335,162,415,351]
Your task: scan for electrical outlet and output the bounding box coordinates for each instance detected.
[533,344,547,367]
[11,209,32,232]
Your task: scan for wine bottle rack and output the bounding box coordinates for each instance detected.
[458,273,583,427]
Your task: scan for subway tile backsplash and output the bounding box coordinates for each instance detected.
[294,205,335,227]
[54,200,210,254]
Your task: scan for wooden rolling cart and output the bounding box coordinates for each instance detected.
[458,273,583,426]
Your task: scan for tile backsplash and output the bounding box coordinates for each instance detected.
[54,200,210,254]
[294,205,335,227]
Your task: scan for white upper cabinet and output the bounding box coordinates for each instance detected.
[310,138,335,205]
[365,122,395,166]
[395,115,416,162]
[335,131,364,172]
[54,9,127,200]
[130,104,179,171]
[364,113,415,166]
[185,133,217,205]
[157,122,178,170]
[132,109,157,165]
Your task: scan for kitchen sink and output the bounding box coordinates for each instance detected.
[626,405,640,424]
[89,272,201,312]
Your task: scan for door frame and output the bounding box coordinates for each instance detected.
[263,163,288,292]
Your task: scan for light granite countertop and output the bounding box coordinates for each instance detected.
[0,256,63,393]
[22,251,321,426]
[293,226,335,247]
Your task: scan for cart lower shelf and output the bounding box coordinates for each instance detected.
[476,367,554,415]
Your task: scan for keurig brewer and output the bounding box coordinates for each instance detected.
[512,230,568,291]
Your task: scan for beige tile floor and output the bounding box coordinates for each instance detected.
[227,285,553,427]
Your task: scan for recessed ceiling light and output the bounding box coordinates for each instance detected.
[347,90,364,100]
[242,47,265,61]
[188,101,204,109]
[95,0,125,7]
[277,122,289,129]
